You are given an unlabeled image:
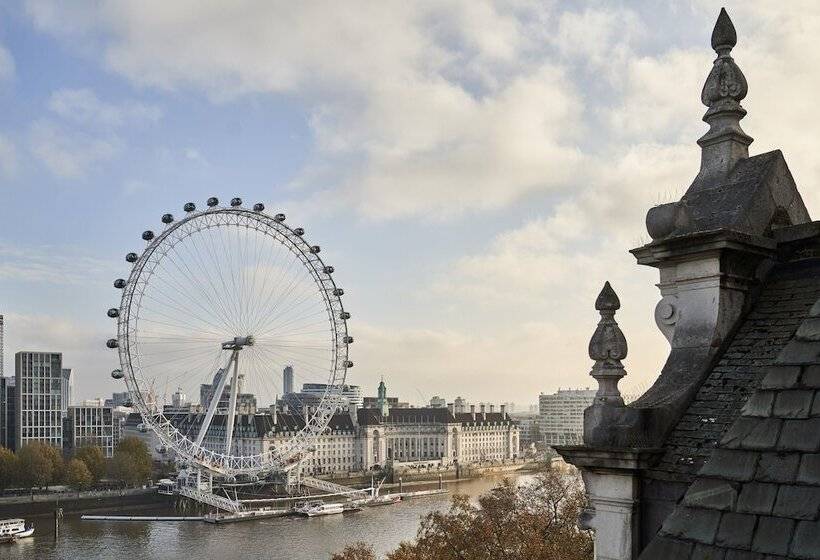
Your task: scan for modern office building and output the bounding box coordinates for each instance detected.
[199,370,256,413]
[301,383,363,408]
[64,404,117,458]
[538,388,596,447]
[15,351,64,450]
[282,365,294,395]
[3,378,15,450]
[61,368,73,412]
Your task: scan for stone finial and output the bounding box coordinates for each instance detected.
[588,282,627,406]
[694,8,752,189]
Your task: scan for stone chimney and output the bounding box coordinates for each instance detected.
[500,404,506,418]
[470,405,476,421]
[480,404,486,420]
[447,403,454,415]
[489,404,494,413]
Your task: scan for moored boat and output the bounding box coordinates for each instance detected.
[0,519,34,542]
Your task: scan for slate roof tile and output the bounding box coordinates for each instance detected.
[715,512,757,549]
[737,483,779,515]
[693,544,727,560]
[797,454,820,485]
[660,506,721,544]
[802,365,820,388]
[683,478,739,511]
[702,450,760,481]
[640,536,694,559]
[742,391,776,417]
[772,485,820,520]
[773,390,814,418]
[724,550,764,560]
[751,516,794,555]
[761,367,802,390]
[755,452,800,484]
[791,520,820,559]
[777,418,820,452]
[740,419,783,450]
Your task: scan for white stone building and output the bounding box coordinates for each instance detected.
[538,388,595,446]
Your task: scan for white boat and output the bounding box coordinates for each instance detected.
[299,501,345,517]
[0,519,33,542]
[368,494,401,506]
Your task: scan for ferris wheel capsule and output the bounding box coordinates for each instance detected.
[161,214,174,224]
[344,360,354,368]
[142,230,155,241]
[207,197,219,207]
[114,279,126,289]
[111,369,124,380]
[253,203,264,212]
[230,197,242,207]
[323,266,334,274]
[274,213,286,222]
[126,252,138,263]
[340,311,350,320]
[333,288,344,296]
[310,245,320,254]
[343,336,354,343]
[184,202,196,212]
[106,338,118,349]
[294,228,305,236]
[107,308,119,318]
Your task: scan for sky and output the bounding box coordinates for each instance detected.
[1,1,820,408]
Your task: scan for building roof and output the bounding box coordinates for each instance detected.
[642,273,820,558]
[647,258,820,483]
[356,407,516,427]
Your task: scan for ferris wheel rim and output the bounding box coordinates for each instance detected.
[113,203,350,477]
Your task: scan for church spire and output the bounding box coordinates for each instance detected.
[694,8,753,189]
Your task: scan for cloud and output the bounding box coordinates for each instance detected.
[24,1,586,220]
[0,241,116,285]
[0,135,18,178]
[48,88,162,127]
[28,119,121,179]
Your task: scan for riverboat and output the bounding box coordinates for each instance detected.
[0,519,34,542]
[295,501,345,517]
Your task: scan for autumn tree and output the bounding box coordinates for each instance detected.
[17,442,54,489]
[65,458,93,492]
[331,542,376,560]
[112,437,152,487]
[74,446,106,483]
[333,469,592,560]
[0,447,18,490]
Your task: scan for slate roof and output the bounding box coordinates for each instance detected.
[648,259,820,483]
[356,407,517,427]
[641,266,820,558]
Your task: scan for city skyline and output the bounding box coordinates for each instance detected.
[4,3,820,405]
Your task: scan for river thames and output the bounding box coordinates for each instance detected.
[2,475,525,560]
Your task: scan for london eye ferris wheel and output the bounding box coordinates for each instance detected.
[106,197,352,477]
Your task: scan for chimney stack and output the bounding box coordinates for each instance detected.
[480,404,486,420]
[500,404,506,418]
[470,405,476,421]
[489,404,495,413]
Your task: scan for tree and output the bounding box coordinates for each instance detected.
[112,437,151,487]
[17,442,53,489]
[65,458,92,492]
[74,446,106,483]
[331,543,376,560]
[0,447,18,491]
[337,469,593,560]
[42,444,65,484]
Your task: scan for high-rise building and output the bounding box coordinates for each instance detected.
[4,379,15,451]
[171,387,188,409]
[61,368,73,412]
[16,351,64,450]
[429,395,446,408]
[283,365,294,395]
[0,315,4,378]
[538,388,596,447]
[199,370,256,413]
[64,404,117,458]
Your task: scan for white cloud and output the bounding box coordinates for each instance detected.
[48,88,162,127]
[0,242,116,285]
[0,135,18,178]
[28,119,121,179]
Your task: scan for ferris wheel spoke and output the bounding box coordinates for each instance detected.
[246,244,304,335]
[137,297,230,337]
[255,292,327,338]
[244,225,290,332]
[178,230,242,333]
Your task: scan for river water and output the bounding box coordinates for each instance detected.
[3,475,524,560]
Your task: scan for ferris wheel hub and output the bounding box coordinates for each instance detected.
[221,335,255,350]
